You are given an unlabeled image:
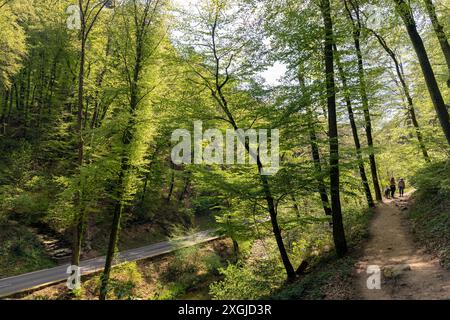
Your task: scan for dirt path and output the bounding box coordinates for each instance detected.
[354,193,450,299]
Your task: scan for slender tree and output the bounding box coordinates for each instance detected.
[320,0,348,257]
[71,0,110,268]
[423,0,450,88]
[368,28,430,162]
[333,44,375,208]
[298,70,332,216]
[393,0,450,146]
[99,0,164,300]
[345,0,383,201]
[185,1,298,280]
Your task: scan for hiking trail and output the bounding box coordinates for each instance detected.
[354,193,450,299]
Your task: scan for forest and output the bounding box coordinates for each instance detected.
[0,0,449,301]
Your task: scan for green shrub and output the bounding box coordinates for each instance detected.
[11,191,50,223]
[162,246,201,283]
[86,262,143,300]
[0,223,55,278]
[270,255,356,300]
[409,160,450,268]
[209,263,274,300]
[151,282,187,300]
[203,252,222,275]
[411,160,450,196]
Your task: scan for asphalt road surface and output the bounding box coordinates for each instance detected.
[0,229,219,298]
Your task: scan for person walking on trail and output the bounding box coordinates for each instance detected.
[384,186,391,199]
[390,177,396,198]
[398,178,405,197]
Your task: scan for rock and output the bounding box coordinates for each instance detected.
[52,248,72,257]
[46,243,60,250]
[42,240,58,245]
[383,264,411,278]
[54,252,71,258]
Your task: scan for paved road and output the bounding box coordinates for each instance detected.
[0,229,219,298]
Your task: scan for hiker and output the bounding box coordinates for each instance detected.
[384,186,391,199]
[398,178,405,197]
[390,177,396,198]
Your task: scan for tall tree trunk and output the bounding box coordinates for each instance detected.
[260,170,296,279]
[334,44,375,208]
[320,0,348,257]
[393,0,450,145]
[423,0,450,88]
[208,9,297,280]
[72,0,109,268]
[213,89,296,280]
[306,101,333,216]
[100,2,148,297]
[166,165,175,203]
[369,29,430,162]
[139,140,163,206]
[13,80,20,112]
[91,36,112,129]
[345,0,383,201]
[217,106,296,279]
[291,194,302,218]
[99,101,135,301]
[99,96,137,301]
[1,90,8,135]
[36,52,46,129]
[7,82,13,123]
[71,28,86,268]
[298,69,333,216]
[178,173,190,203]
[99,159,127,300]
[24,64,32,133]
[47,51,59,113]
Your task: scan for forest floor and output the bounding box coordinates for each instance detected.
[353,193,450,299]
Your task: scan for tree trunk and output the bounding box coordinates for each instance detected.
[307,110,333,216]
[47,51,59,113]
[91,36,112,129]
[298,70,333,216]
[321,0,348,257]
[24,64,31,132]
[166,163,175,203]
[1,90,8,135]
[208,9,297,280]
[212,94,296,280]
[232,239,239,262]
[423,0,450,88]
[100,7,147,297]
[260,171,296,279]
[7,83,13,123]
[369,29,430,162]
[178,173,190,203]
[334,44,375,208]
[291,194,302,218]
[13,80,20,112]
[72,7,87,267]
[345,0,383,201]
[99,163,126,300]
[393,0,450,145]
